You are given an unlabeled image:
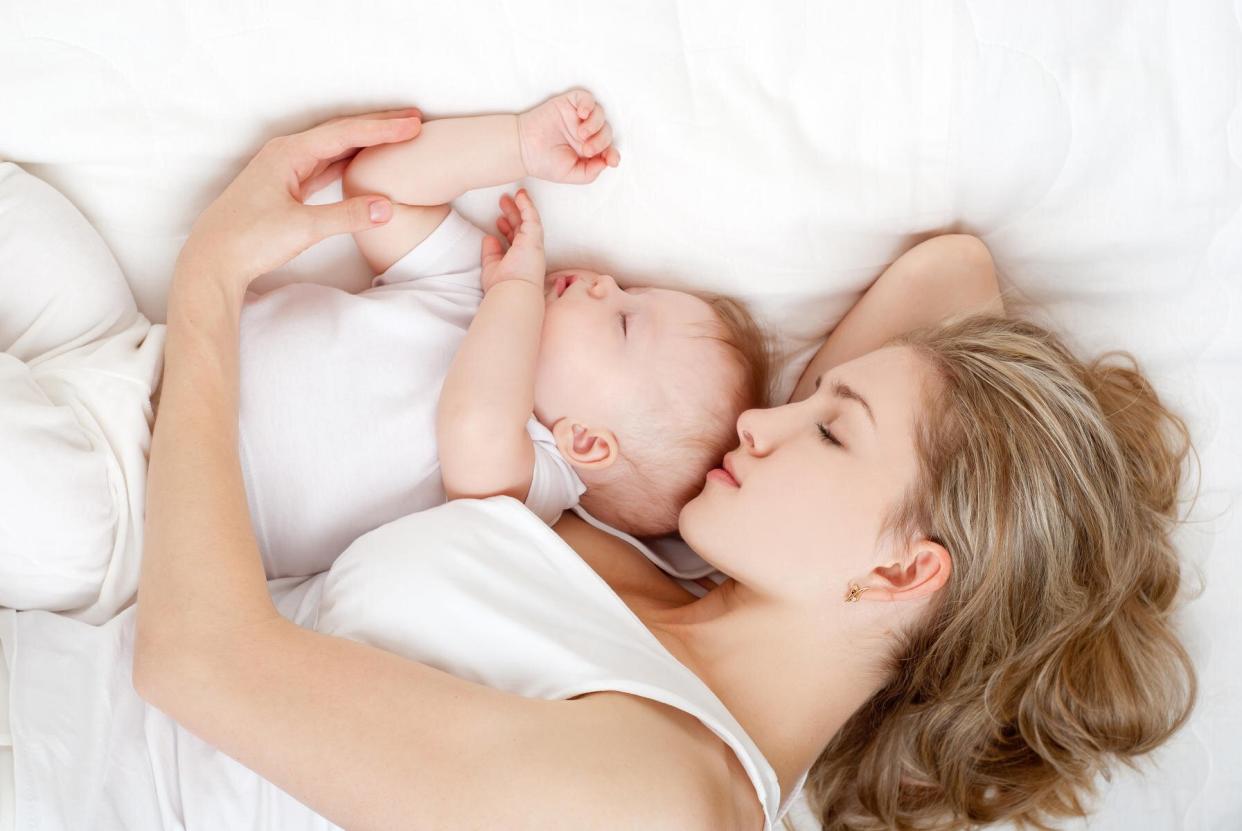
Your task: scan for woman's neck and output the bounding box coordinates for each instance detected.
[644,580,891,800]
[555,514,890,801]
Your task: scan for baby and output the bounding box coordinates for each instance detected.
[237,89,770,578]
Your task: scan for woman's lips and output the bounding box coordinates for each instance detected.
[554,274,578,297]
[706,467,739,487]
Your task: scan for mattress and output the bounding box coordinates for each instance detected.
[1,1,1239,828]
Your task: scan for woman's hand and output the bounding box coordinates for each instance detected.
[517,89,620,184]
[480,189,545,293]
[177,107,425,286]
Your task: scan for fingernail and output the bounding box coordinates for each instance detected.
[369,199,391,223]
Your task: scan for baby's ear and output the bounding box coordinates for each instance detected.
[552,419,619,470]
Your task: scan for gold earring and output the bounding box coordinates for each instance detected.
[844,582,870,603]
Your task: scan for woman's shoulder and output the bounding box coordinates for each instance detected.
[567,690,767,831]
[320,499,775,829]
[552,516,771,829]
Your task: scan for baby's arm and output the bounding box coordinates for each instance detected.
[789,234,1005,403]
[342,115,525,274]
[436,189,546,503]
[343,89,619,275]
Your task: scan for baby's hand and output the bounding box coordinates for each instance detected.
[481,189,545,293]
[517,89,621,184]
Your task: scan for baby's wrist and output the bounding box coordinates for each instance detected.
[514,111,533,178]
[485,273,544,294]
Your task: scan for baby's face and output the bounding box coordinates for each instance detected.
[534,269,730,441]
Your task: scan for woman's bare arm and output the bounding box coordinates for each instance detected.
[137,229,729,831]
[789,234,1005,403]
[134,118,731,831]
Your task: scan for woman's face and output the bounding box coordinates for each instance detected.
[679,345,935,599]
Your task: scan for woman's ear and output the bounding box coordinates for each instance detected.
[551,419,619,470]
[857,538,952,603]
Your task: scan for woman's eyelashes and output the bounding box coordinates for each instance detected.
[817,422,843,448]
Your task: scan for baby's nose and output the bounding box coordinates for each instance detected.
[588,274,617,298]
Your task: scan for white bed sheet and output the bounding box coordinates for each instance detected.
[1,1,1239,828]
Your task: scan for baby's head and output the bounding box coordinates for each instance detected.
[536,268,770,537]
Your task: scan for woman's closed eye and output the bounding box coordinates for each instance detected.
[817,422,843,448]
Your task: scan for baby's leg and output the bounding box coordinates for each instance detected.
[0,162,165,624]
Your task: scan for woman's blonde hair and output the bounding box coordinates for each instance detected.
[799,313,1199,830]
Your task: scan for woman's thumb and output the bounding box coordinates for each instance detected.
[306,196,393,240]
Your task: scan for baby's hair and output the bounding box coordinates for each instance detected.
[578,293,771,537]
[701,294,773,413]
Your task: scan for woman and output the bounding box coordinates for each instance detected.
[2,110,1196,830]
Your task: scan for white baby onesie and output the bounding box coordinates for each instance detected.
[237,209,585,579]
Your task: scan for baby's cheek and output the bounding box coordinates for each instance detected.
[534,346,589,415]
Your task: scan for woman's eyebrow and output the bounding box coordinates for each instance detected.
[815,375,877,428]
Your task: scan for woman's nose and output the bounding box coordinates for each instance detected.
[736,409,766,455]
[736,404,796,457]
[588,274,617,299]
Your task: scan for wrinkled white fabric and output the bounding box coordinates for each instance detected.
[0,161,164,625]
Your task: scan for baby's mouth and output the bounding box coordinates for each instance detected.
[553,274,578,297]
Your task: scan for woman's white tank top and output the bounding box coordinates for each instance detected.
[0,497,802,829]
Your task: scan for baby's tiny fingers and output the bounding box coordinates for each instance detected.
[516,188,540,212]
[515,190,543,226]
[582,123,614,157]
[499,193,521,226]
[577,105,606,140]
[480,235,505,268]
[569,88,596,119]
[574,156,607,183]
[497,215,513,240]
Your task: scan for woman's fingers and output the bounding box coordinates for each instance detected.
[357,106,423,121]
[285,115,422,180]
[320,107,423,127]
[308,115,422,157]
[303,110,423,174]
[299,158,351,200]
[304,195,393,242]
[310,147,363,177]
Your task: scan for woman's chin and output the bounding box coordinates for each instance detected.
[677,491,712,545]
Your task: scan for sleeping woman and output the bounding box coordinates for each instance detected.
[0,105,1197,830]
